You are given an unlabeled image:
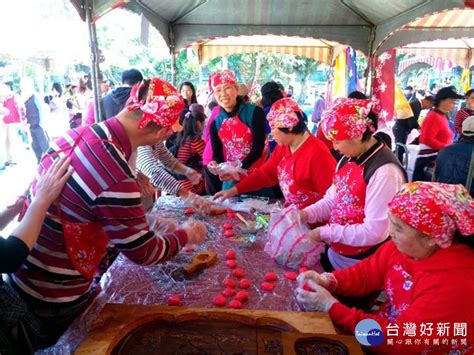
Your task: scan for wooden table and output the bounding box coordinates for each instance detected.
[41,196,347,354]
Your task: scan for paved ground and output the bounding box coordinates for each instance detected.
[0,145,37,236]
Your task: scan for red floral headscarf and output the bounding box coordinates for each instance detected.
[321,98,373,141]
[208,70,237,93]
[388,182,474,248]
[267,98,302,129]
[127,78,184,130]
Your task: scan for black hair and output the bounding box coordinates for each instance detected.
[348,90,367,99]
[208,101,218,111]
[404,85,413,91]
[52,82,63,97]
[179,81,197,106]
[175,110,206,147]
[122,69,143,86]
[430,82,438,91]
[465,89,474,98]
[277,111,308,135]
[374,131,392,149]
[261,81,284,107]
[453,230,474,249]
[125,79,150,108]
[261,88,284,108]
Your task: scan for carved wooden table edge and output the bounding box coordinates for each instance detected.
[75,303,341,354]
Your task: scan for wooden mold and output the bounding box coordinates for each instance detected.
[76,304,363,354]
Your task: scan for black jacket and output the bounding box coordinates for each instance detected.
[101,87,132,120]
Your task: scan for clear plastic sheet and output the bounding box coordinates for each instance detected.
[38,196,322,354]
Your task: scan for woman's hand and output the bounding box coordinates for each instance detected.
[212,187,238,202]
[296,281,338,312]
[307,228,321,243]
[299,209,309,224]
[297,270,337,291]
[182,219,207,244]
[185,168,202,185]
[35,156,73,206]
[207,161,218,175]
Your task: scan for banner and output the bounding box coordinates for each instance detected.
[332,51,347,99]
[372,49,396,125]
[346,47,358,95]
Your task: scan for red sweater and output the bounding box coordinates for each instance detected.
[235,134,336,208]
[329,241,474,354]
[419,110,453,151]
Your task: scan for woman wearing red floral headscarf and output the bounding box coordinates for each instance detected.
[300,98,406,270]
[213,98,336,209]
[296,182,474,354]
[207,70,269,192]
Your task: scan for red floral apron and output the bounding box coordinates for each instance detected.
[218,115,267,174]
[277,152,321,209]
[329,161,375,257]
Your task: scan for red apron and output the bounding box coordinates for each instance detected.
[329,161,376,257]
[277,151,321,209]
[218,115,267,174]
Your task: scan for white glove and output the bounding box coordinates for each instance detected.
[146,214,177,234]
[296,280,338,312]
[297,270,338,292]
[181,219,207,244]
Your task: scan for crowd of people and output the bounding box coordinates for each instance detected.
[0,67,472,354]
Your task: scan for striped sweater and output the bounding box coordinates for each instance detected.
[454,107,474,139]
[136,143,183,195]
[13,117,188,304]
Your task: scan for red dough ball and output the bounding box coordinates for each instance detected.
[299,267,309,274]
[302,283,313,292]
[225,250,236,259]
[222,288,237,297]
[223,278,236,288]
[226,260,237,268]
[239,278,251,289]
[167,295,181,306]
[228,299,242,309]
[184,208,196,215]
[212,295,226,307]
[261,282,275,292]
[232,268,245,278]
[226,209,236,218]
[284,271,298,280]
[264,272,278,281]
[223,223,233,230]
[224,230,235,238]
[183,246,194,253]
[235,290,249,302]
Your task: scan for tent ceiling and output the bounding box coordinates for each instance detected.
[196,35,344,64]
[71,0,468,56]
[377,7,474,53]
[398,38,474,68]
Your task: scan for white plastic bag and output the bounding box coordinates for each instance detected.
[215,160,247,181]
[264,205,324,270]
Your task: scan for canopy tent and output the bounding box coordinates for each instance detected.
[376,8,474,55]
[194,35,353,65]
[397,39,474,71]
[70,0,468,57]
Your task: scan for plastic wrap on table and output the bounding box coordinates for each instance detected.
[215,160,247,180]
[38,196,323,354]
[265,205,324,270]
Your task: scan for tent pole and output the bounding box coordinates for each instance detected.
[171,48,176,85]
[365,26,376,96]
[85,0,103,122]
